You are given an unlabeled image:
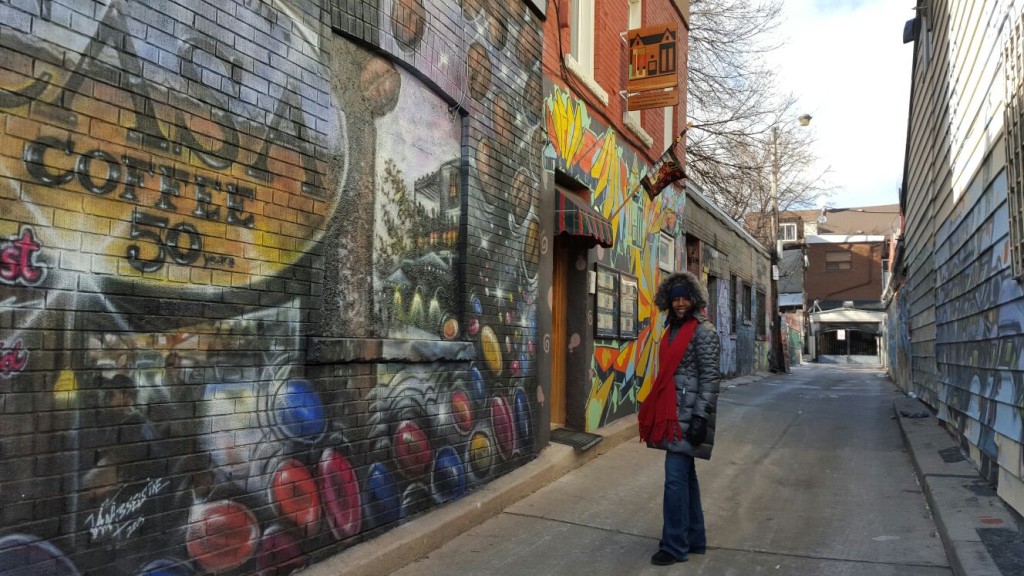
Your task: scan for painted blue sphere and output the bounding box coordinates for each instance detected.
[273,379,326,441]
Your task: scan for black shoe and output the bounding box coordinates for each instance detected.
[690,548,707,554]
[651,550,686,566]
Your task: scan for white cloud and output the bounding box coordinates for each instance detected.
[769,0,915,208]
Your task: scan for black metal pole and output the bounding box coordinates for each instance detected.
[771,254,787,373]
[770,127,787,374]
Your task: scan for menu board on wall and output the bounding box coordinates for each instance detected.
[595,264,618,338]
[619,274,639,340]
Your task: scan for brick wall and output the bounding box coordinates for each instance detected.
[684,190,773,377]
[805,242,885,305]
[0,0,544,573]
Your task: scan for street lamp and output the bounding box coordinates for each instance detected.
[770,115,811,374]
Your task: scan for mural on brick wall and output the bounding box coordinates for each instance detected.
[0,2,342,572]
[754,340,770,372]
[456,0,543,472]
[362,362,533,521]
[783,314,803,368]
[371,69,460,339]
[544,85,685,430]
[0,0,540,574]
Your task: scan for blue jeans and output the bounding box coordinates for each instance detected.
[659,451,706,559]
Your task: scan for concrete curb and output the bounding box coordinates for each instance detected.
[299,414,641,576]
[720,370,773,391]
[894,396,1016,576]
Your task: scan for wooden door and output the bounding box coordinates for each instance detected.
[550,239,568,428]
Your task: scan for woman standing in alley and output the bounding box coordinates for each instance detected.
[639,271,721,566]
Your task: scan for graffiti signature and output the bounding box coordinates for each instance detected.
[203,253,236,269]
[0,340,29,379]
[83,478,170,543]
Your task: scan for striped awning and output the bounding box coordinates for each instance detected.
[555,190,614,248]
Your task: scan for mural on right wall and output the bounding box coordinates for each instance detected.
[932,172,1024,479]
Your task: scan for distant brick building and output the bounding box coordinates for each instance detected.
[776,205,899,362]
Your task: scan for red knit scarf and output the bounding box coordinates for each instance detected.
[638,317,698,444]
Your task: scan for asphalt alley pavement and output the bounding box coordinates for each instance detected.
[301,366,1024,576]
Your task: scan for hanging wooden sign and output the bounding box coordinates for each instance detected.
[627,24,678,93]
[627,88,679,111]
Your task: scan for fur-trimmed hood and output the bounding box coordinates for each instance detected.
[655,271,709,311]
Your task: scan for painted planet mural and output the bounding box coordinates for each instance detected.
[185,500,260,573]
[254,525,306,575]
[364,462,400,526]
[269,459,321,536]
[468,430,494,476]
[271,379,327,442]
[318,448,363,540]
[0,534,80,576]
[480,325,503,374]
[138,559,193,576]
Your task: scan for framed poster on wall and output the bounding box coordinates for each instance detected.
[619,274,639,339]
[595,264,619,338]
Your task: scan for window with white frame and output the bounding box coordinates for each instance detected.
[568,0,594,74]
[778,222,797,242]
[663,107,673,149]
[566,0,607,103]
[627,0,642,127]
[622,0,653,147]
[658,232,675,272]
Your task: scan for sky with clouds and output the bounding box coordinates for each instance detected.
[768,0,915,209]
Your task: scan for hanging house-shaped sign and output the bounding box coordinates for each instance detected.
[627,24,678,93]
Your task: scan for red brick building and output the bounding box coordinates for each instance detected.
[537,0,692,433]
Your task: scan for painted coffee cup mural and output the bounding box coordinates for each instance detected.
[0,1,347,573]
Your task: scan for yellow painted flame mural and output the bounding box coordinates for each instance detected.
[547,89,590,166]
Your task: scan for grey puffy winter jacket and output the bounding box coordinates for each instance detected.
[649,272,721,459]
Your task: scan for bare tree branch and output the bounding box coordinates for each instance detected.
[685,0,835,246]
